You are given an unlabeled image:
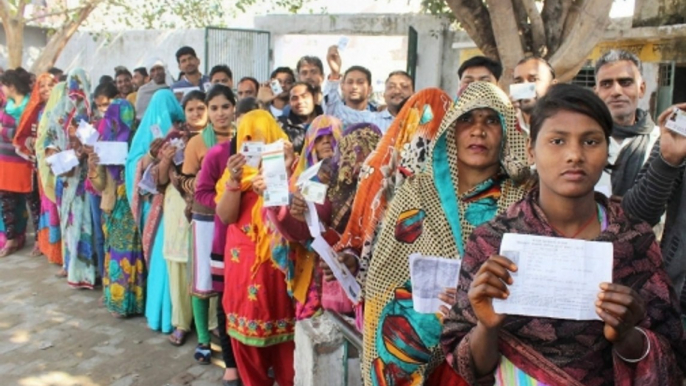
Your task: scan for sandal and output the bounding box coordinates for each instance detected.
[168,328,188,346]
[194,344,212,365]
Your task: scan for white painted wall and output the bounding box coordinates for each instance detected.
[0,25,48,69]
[55,29,206,86]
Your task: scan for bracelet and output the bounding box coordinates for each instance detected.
[148,151,158,162]
[613,327,650,363]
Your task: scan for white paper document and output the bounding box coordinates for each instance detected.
[311,235,361,303]
[240,141,265,168]
[138,164,158,195]
[46,149,79,176]
[305,200,325,238]
[261,141,289,207]
[493,233,613,321]
[76,120,99,146]
[337,36,350,52]
[665,108,686,137]
[95,141,128,165]
[510,83,536,100]
[170,138,186,165]
[301,180,328,205]
[409,254,462,314]
[296,160,323,187]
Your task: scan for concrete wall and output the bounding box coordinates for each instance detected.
[55,29,206,85]
[0,25,48,70]
[633,0,686,27]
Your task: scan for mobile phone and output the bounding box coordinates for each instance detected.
[270,79,283,95]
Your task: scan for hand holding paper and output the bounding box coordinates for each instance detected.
[95,141,128,165]
[409,254,461,314]
[76,120,99,146]
[46,149,80,176]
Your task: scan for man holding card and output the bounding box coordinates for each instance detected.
[511,56,557,134]
[623,103,686,324]
[442,85,685,385]
[594,50,660,198]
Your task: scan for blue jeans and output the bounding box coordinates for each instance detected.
[88,193,105,278]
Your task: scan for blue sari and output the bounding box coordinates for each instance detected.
[125,89,185,333]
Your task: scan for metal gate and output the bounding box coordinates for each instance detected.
[204,27,271,85]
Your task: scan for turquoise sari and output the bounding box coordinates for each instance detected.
[125,89,185,333]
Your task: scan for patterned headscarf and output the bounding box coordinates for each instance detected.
[98,99,134,183]
[334,88,452,256]
[289,114,342,190]
[361,82,531,386]
[216,110,288,273]
[328,123,382,232]
[14,73,57,159]
[44,68,92,153]
[35,82,66,203]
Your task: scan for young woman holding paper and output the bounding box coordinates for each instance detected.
[180,85,234,364]
[361,82,531,386]
[87,99,145,318]
[215,109,296,386]
[441,84,686,385]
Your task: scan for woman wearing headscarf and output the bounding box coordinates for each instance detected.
[216,110,295,386]
[191,100,260,386]
[441,84,686,385]
[264,115,343,320]
[333,89,453,295]
[0,68,37,256]
[178,85,234,362]
[35,82,66,268]
[87,99,145,318]
[125,89,185,333]
[13,73,59,260]
[43,68,97,288]
[361,82,531,385]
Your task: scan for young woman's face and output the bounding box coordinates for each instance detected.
[207,94,235,130]
[184,99,208,130]
[454,108,503,171]
[314,134,334,160]
[39,78,56,103]
[94,95,112,114]
[528,109,608,199]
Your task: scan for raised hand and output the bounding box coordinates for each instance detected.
[657,103,686,166]
[596,283,646,343]
[468,255,517,329]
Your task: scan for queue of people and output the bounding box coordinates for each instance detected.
[0,42,684,386]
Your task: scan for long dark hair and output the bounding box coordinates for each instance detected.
[0,67,32,96]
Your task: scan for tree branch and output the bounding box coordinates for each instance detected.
[0,1,10,22]
[560,0,583,41]
[541,0,573,57]
[444,0,499,59]
[549,0,613,82]
[511,0,532,53]
[521,0,546,56]
[23,5,92,24]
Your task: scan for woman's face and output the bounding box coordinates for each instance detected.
[528,109,608,199]
[208,94,235,130]
[184,99,208,130]
[314,134,334,160]
[39,78,56,103]
[94,95,112,114]
[454,108,503,171]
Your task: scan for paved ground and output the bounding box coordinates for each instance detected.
[0,243,225,386]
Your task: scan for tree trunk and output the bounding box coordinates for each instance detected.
[30,1,102,74]
[4,19,25,69]
[485,0,525,87]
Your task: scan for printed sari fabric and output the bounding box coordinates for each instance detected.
[36,83,66,264]
[441,191,686,386]
[98,99,146,317]
[285,115,342,319]
[125,89,186,333]
[333,89,453,292]
[362,82,531,386]
[219,110,295,347]
[0,94,32,193]
[14,73,57,160]
[45,69,96,289]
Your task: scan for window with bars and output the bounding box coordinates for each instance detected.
[659,63,673,87]
[571,67,596,89]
